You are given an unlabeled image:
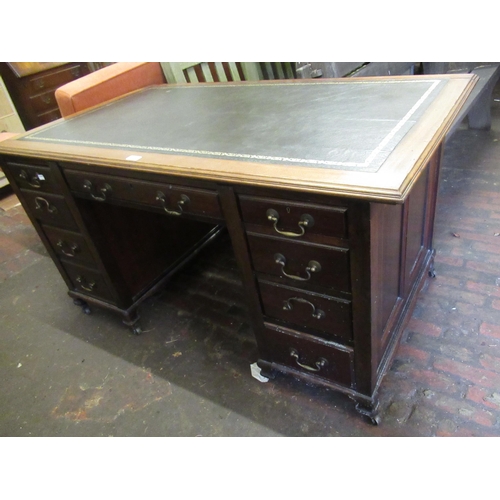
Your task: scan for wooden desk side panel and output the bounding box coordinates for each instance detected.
[369,150,441,392]
[349,198,405,396]
[369,201,404,383]
[346,201,374,395]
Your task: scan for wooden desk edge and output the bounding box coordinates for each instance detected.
[0,74,478,204]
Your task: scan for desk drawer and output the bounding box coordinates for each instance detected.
[7,161,60,193]
[239,195,347,242]
[64,169,222,219]
[62,261,115,303]
[247,234,351,293]
[42,225,96,266]
[260,324,354,387]
[21,190,78,230]
[258,280,352,343]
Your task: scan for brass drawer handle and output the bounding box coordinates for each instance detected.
[266,209,314,238]
[41,95,52,105]
[19,170,44,188]
[75,275,96,292]
[156,191,190,216]
[82,180,112,201]
[34,196,58,213]
[283,297,325,319]
[290,348,328,372]
[274,253,321,281]
[56,239,80,257]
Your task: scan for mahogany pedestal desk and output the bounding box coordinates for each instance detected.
[0,76,476,423]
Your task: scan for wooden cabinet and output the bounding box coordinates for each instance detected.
[0,74,25,190]
[0,75,25,134]
[0,63,90,130]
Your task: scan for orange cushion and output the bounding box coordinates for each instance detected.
[55,62,166,116]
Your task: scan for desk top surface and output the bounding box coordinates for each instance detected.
[0,75,476,202]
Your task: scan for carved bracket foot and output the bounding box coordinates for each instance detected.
[354,400,381,425]
[122,309,142,335]
[257,361,277,380]
[73,298,91,315]
[428,253,437,278]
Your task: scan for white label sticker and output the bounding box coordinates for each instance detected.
[250,362,269,383]
[37,174,45,180]
[126,155,142,161]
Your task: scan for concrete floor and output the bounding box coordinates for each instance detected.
[1,84,500,437]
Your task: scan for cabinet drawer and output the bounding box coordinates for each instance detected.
[29,90,58,113]
[21,190,78,230]
[42,225,96,265]
[258,280,352,343]
[247,234,351,293]
[239,195,347,242]
[62,261,115,303]
[64,169,222,219]
[36,108,62,126]
[7,161,60,193]
[27,64,87,94]
[260,324,354,387]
